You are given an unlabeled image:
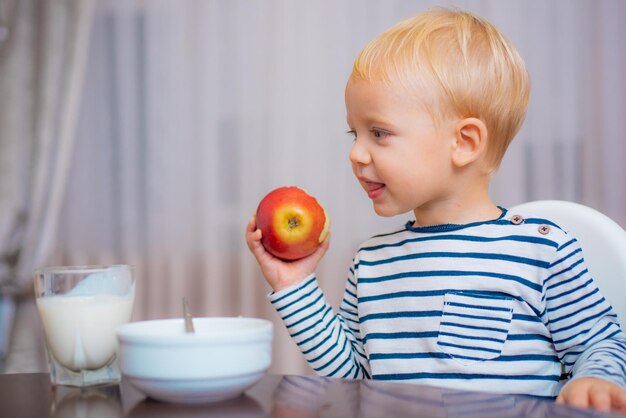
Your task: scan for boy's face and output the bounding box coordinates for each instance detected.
[345,77,457,218]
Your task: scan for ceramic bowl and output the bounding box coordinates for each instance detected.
[116,317,273,404]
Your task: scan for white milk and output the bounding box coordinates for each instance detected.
[37,294,133,372]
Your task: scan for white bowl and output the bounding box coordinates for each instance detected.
[116,317,273,404]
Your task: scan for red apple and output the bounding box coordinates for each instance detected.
[255,186,330,261]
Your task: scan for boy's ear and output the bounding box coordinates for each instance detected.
[451,117,488,168]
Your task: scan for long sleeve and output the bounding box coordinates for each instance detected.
[269,267,371,379]
[542,236,626,387]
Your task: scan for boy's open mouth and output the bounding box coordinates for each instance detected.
[365,182,385,199]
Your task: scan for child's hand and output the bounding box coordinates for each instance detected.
[557,377,626,413]
[245,215,330,292]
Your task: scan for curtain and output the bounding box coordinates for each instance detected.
[0,0,93,370]
[8,0,625,375]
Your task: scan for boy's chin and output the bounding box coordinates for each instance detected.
[372,203,404,218]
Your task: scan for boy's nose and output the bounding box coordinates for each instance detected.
[349,141,372,165]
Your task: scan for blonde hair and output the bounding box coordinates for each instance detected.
[351,8,530,169]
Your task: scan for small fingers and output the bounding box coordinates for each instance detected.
[569,394,590,410]
[310,232,330,260]
[320,232,331,249]
[589,385,611,412]
[609,385,626,412]
[246,215,258,233]
[245,217,264,251]
[560,385,590,410]
[558,378,626,413]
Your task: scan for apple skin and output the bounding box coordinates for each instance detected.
[255,187,330,261]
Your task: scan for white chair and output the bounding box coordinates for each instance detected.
[509,200,626,326]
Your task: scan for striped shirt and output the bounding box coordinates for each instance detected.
[269,208,626,397]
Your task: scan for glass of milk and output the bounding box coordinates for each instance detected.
[34,265,135,387]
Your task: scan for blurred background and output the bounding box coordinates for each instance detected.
[0,0,624,376]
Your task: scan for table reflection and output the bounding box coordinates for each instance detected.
[268,375,612,418]
[271,375,332,418]
[357,380,605,418]
[51,385,123,418]
[127,394,264,418]
[22,373,615,418]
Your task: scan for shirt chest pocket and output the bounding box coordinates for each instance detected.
[437,291,513,366]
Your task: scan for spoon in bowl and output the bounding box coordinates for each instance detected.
[182,297,195,333]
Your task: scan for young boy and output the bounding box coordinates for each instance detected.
[246,8,626,413]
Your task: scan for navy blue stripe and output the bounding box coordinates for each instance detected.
[561,330,624,365]
[361,310,441,322]
[439,331,506,344]
[301,329,333,354]
[597,351,626,374]
[286,300,326,329]
[549,248,582,268]
[370,234,558,251]
[373,372,560,382]
[329,354,353,376]
[359,289,447,303]
[546,279,593,302]
[290,306,333,337]
[449,291,517,301]
[342,364,356,379]
[440,321,508,334]
[359,289,523,306]
[339,306,357,318]
[341,316,359,326]
[549,303,610,327]
[370,352,447,360]
[358,289,540,322]
[363,331,438,343]
[544,258,584,286]
[507,333,552,342]
[360,234,558,252]
[498,354,560,362]
[314,336,349,372]
[309,329,341,363]
[446,301,512,313]
[369,226,412,240]
[276,285,319,314]
[524,218,561,229]
[359,251,549,268]
[438,341,502,354]
[369,352,558,362]
[358,270,542,292]
[341,298,357,310]
[548,288,600,315]
[557,238,576,252]
[355,348,368,362]
[513,313,542,322]
[403,214,509,233]
[446,311,512,324]
[347,277,356,288]
[554,321,614,347]
[546,268,587,292]
[282,293,324,321]
[272,275,316,304]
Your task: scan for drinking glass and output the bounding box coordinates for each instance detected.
[34,265,135,387]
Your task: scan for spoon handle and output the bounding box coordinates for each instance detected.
[183,297,195,333]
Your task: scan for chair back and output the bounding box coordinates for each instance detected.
[509,200,626,326]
